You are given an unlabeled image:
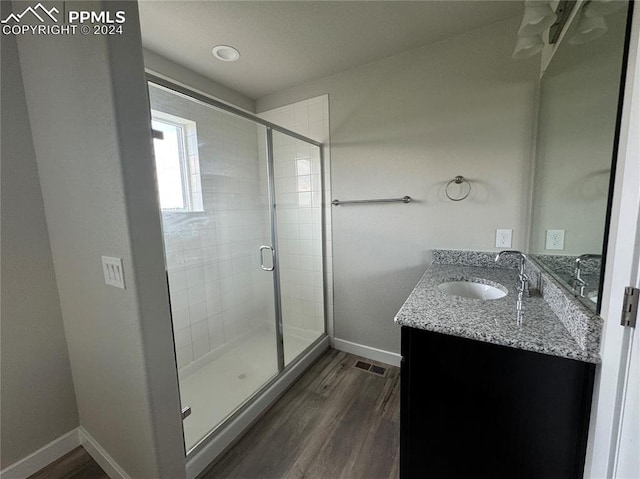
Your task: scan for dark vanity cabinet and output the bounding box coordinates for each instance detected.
[400,327,596,479]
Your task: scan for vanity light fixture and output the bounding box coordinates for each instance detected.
[569,11,608,45]
[512,0,557,60]
[212,45,240,62]
[512,33,545,59]
[517,0,558,37]
[584,0,626,18]
[569,0,628,46]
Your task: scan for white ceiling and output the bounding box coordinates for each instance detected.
[138,1,523,100]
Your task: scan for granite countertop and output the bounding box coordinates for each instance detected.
[394,258,602,364]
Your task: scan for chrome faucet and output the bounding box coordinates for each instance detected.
[496,250,529,326]
[495,250,529,297]
[573,254,602,297]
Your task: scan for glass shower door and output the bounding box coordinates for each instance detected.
[271,131,325,366]
[148,83,280,452]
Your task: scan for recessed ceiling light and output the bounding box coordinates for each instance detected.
[212,45,240,62]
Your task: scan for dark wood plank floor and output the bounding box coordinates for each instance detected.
[202,349,400,479]
[29,349,399,479]
[28,446,108,479]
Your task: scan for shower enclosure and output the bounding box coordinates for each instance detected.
[147,78,327,455]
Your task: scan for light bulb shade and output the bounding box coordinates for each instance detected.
[512,34,544,59]
[518,2,558,36]
[569,14,608,44]
[584,0,626,18]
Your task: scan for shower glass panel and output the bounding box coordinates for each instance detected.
[148,83,279,451]
[271,131,325,366]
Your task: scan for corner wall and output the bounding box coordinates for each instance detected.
[256,18,539,354]
[0,2,79,467]
[14,1,184,477]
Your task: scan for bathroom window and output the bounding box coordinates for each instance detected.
[151,111,203,212]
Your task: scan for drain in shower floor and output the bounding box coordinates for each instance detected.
[353,360,387,377]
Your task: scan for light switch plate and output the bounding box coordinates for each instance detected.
[545,229,565,250]
[495,229,513,248]
[102,256,125,289]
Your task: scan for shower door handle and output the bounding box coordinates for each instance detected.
[259,245,275,271]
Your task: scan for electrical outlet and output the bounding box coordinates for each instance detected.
[545,229,565,250]
[495,229,513,248]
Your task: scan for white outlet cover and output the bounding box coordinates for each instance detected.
[495,229,513,248]
[102,256,125,289]
[545,229,565,250]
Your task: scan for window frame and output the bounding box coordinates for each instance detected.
[151,110,203,213]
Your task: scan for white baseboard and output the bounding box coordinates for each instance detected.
[78,427,131,479]
[0,429,80,479]
[0,426,133,479]
[333,338,401,367]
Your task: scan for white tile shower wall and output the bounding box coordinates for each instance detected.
[259,95,333,339]
[149,85,272,371]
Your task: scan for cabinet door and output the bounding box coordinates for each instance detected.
[400,327,596,479]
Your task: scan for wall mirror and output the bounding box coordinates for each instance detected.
[528,1,632,313]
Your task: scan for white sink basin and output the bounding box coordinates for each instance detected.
[438,280,507,300]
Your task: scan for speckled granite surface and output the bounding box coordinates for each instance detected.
[395,250,601,363]
[531,254,601,313]
[433,249,520,269]
[527,258,603,352]
[534,254,602,276]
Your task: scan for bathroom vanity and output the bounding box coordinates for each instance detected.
[395,251,602,479]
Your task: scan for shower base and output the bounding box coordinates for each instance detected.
[180,328,317,451]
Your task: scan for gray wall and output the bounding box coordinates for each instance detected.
[15,1,184,477]
[257,18,539,354]
[0,4,79,467]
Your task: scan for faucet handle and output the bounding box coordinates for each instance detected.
[521,276,531,296]
[495,250,527,261]
[495,250,528,276]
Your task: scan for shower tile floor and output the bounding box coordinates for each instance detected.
[180,328,317,450]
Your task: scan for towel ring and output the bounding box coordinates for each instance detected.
[445,176,471,201]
